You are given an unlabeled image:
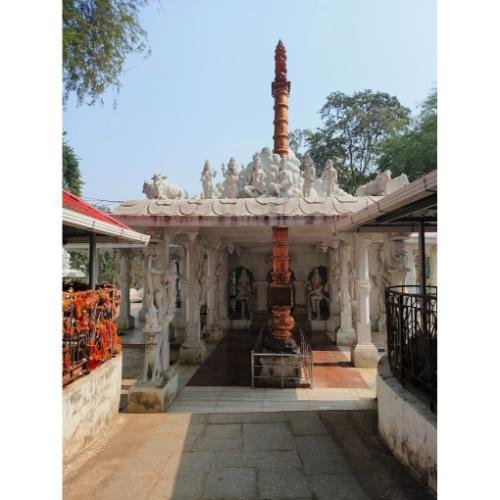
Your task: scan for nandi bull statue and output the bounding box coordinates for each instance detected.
[142,173,187,200]
[355,170,409,197]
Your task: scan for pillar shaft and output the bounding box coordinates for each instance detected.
[337,242,355,345]
[272,40,290,158]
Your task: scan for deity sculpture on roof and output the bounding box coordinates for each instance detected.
[321,159,339,196]
[200,160,217,199]
[221,158,239,198]
[269,157,293,197]
[242,153,267,198]
[302,155,316,197]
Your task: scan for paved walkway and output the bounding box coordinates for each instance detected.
[64,410,434,500]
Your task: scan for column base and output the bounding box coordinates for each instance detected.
[118,314,135,331]
[179,341,207,365]
[326,317,339,339]
[336,328,355,345]
[127,372,178,413]
[351,342,379,368]
[204,326,223,343]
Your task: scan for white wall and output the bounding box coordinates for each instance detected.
[63,354,122,462]
[377,355,437,493]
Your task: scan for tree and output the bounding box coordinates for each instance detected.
[288,129,312,167]
[317,90,411,193]
[63,135,83,195]
[377,89,437,181]
[63,0,153,105]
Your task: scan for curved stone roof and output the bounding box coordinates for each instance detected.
[111,195,383,218]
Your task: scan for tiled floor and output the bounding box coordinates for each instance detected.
[64,410,434,500]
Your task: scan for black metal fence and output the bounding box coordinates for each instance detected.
[386,285,437,406]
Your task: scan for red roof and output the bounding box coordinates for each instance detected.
[62,190,131,230]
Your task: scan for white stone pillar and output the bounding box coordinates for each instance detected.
[255,281,268,311]
[326,245,340,339]
[179,235,207,364]
[429,245,437,286]
[118,249,134,331]
[217,249,230,332]
[205,246,223,343]
[351,237,378,367]
[337,241,356,345]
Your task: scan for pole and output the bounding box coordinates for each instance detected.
[88,232,97,290]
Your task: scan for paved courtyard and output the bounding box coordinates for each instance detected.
[64,410,433,499]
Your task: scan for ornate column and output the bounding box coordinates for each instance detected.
[179,234,207,364]
[429,244,437,286]
[205,245,223,343]
[337,240,356,345]
[326,244,340,340]
[127,234,179,413]
[118,249,134,331]
[217,248,230,331]
[266,226,296,352]
[351,236,379,367]
[272,40,291,158]
[171,246,186,343]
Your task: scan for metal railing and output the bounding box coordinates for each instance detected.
[62,285,121,386]
[251,327,313,388]
[386,285,437,407]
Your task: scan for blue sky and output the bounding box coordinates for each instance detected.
[63,0,436,203]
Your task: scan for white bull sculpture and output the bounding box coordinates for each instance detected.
[355,170,409,196]
[142,173,187,199]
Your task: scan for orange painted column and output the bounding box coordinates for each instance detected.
[272,40,291,158]
[268,226,296,351]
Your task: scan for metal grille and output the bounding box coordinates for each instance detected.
[386,285,437,407]
[251,327,313,388]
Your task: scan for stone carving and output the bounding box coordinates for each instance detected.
[355,170,409,196]
[221,158,239,198]
[198,253,208,306]
[142,243,168,383]
[200,161,218,199]
[242,153,267,198]
[143,173,187,200]
[307,266,329,320]
[269,157,293,197]
[165,260,177,317]
[229,267,254,319]
[302,156,316,197]
[321,159,339,196]
[371,245,390,332]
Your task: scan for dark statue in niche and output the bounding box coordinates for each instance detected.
[266,268,296,311]
[307,266,329,320]
[228,267,255,320]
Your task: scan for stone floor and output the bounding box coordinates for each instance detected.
[63,410,434,500]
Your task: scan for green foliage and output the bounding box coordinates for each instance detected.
[293,90,411,194]
[98,251,118,284]
[67,249,89,277]
[130,254,144,289]
[63,0,152,105]
[288,129,312,167]
[63,136,83,195]
[376,89,437,181]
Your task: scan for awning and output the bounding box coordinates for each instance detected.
[63,191,150,244]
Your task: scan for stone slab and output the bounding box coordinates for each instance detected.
[242,422,296,451]
[127,374,178,413]
[307,473,369,500]
[287,411,329,436]
[258,466,312,499]
[204,466,257,499]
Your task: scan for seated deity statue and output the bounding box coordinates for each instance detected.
[302,155,316,197]
[232,268,254,319]
[269,158,293,197]
[221,158,239,198]
[307,268,327,320]
[200,160,217,199]
[321,159,339,196]
[143,173,187,199]
[242,154,267,198]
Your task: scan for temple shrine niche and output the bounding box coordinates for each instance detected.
[228,267,255,321]
[306,266,329,320]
